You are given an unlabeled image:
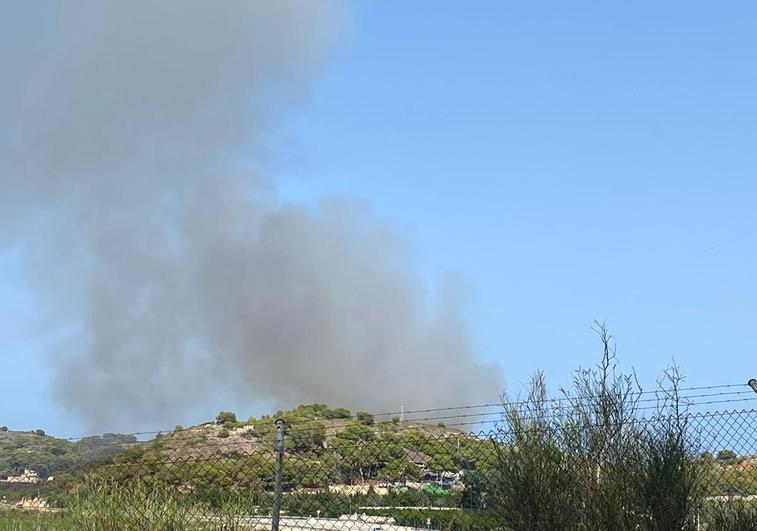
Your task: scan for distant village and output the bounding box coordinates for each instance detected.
[0,469,52,485]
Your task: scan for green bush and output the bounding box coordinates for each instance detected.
[215,411,238,427]
[357,411,375,426]
[326,407,352,419]
[492,373,583,531]
[706,500,757,530]
[717,450,739,463]
[491,324,704,531]
[58,480,254,530]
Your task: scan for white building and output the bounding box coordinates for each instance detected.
[1,469,41,484]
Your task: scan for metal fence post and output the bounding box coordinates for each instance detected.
[271,418,285,531]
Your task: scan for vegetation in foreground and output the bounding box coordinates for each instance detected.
[704,500,757,531]
[0,482,263,531]
[3,325,757,530]
[489,323,706,531]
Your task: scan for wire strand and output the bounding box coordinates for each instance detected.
[57,383,753,441]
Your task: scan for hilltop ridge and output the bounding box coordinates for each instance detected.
[119,403,471,462]
[1,404,472,477]
[0,429,135,480]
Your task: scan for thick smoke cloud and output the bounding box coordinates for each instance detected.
[1,1,503,431]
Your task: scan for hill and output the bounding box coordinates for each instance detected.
[3,403,490,500]
[117,403,471,461]
[0,428,136,479]
[2,404,497,516]
[3,404,472,477]
[76,403,496,503]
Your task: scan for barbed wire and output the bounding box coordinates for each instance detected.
[396,389,754,424]
[57,407,757,472]
[50,383,754,443]
[58,403,757,457]
[373,383,749,418]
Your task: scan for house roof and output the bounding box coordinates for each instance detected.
[403,449,432,465]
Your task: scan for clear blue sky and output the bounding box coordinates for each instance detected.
[3,1,757,437]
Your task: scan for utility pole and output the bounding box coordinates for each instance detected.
[271,419,285,531]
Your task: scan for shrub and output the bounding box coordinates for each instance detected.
[706,500,757,530]
[717,450,738,463]
[289,421,326,452]
[216,411,238,427]
[492,372,583,531]
[491,323,704,531]
[357,411,374,426]
[636,368,703,531]
[325,407,351,419]
[59,480,251,530]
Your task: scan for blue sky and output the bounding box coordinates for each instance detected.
[3,1,757,437]
[279,1,757,392]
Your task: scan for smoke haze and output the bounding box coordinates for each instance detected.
[1,1,503,431]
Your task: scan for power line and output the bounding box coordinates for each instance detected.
[280,396,757,436]
[80,404,757,457]
[373,383,748,419]
[396,389,753,424]
[439,398,757,431]
[57,383,752,442]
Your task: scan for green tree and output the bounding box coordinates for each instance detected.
[429,453,456,474]
[327,408,352,419]
[289,421,326,453]
[357,411,374,426]
[339,422,374,442]
[216,411,238,427]
[333,422,380,482]
[717,449,738,462]
[378,458,407,482]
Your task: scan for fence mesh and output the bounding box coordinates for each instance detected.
[2,407,757,530]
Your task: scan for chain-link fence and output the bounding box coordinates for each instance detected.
[3,404,757,530]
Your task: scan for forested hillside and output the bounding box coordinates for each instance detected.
[0,428,137,479]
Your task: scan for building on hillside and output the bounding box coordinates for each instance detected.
[437,471,462,488]
[328,482,390,496]
[232,425,255,435]
[738,456,757,470]
[15,497,49,510]
[403,449,432,469]
[0,469,41,484]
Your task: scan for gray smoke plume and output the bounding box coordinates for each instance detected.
[1,1,503,432]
